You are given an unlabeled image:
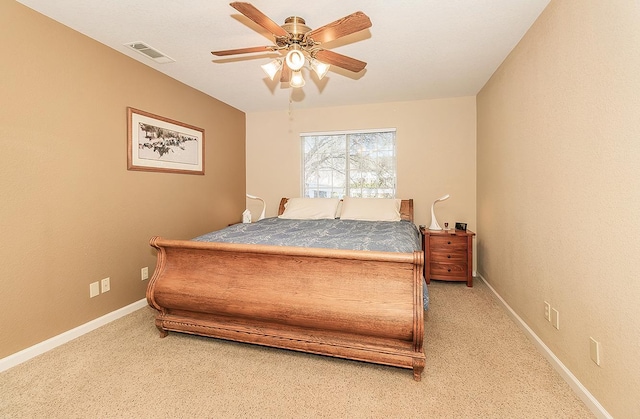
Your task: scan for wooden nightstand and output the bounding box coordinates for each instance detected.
[420,228,475,287]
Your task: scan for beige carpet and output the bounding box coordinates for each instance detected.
[0,280,593,418]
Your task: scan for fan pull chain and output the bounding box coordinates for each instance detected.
[288,90,293,119]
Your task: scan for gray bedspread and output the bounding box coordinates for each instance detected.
[194,217,421,252]
[194,217,428,309]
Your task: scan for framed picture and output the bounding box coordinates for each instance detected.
[127,107,204,175]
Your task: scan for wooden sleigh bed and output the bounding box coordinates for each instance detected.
[146,198,426,380]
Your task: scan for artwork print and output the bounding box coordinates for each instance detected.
[127,107,205,174]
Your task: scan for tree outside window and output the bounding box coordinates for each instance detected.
[302,130,396,198]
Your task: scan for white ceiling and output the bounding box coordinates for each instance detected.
[16,0,550,113]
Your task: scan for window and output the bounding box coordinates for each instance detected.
[301,129,396,198]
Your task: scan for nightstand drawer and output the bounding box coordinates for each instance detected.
[430,262,468,280]
[430,235,467,251]
[430,250,467,261]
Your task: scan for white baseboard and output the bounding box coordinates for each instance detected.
[0,298,148,373]
[478,274,612,419]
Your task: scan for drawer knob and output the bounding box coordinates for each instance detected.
[447,241,451,245]
[447,255,451,258]
[447,268,452,272]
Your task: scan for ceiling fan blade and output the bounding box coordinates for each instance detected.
[211,46,274,56]
[306,11,372,44]
[230,2,289,38]
[280,64,291,83]
[314,50,367,73]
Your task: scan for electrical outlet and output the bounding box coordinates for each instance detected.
[551,308,560,329]
[590,337,601,366]
[90,281,100,298]
[544,301,551,322]
[101,277,110,293]
[141,267,149,281]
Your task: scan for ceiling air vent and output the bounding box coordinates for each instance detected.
[125,42,175,64]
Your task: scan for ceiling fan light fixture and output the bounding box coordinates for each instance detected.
[213,4,372,91]
[290,70,305,88]
[285,48,305,71]
[310,58,330,80]
[261,58,282,80]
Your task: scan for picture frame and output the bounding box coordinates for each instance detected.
[127,107,204,175]
[455,222,467,231]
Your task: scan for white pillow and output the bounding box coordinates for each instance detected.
[278,198,340,220]
[339,197,401,222]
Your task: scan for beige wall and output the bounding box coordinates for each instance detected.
[246,98,477,233]
[0,2,246,358]
[477,1,640,417]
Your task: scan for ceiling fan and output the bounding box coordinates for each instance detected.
[211,2,372,88]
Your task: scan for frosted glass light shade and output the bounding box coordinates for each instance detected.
[285,49,305,71]
[261,59,282,80]
[310,59,330,79]
[290,70,305,88]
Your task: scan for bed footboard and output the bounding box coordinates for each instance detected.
[146,237,425,380]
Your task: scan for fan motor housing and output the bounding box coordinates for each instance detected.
[281,16,311,43]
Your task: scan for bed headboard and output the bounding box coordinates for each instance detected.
[278,198,414,223]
